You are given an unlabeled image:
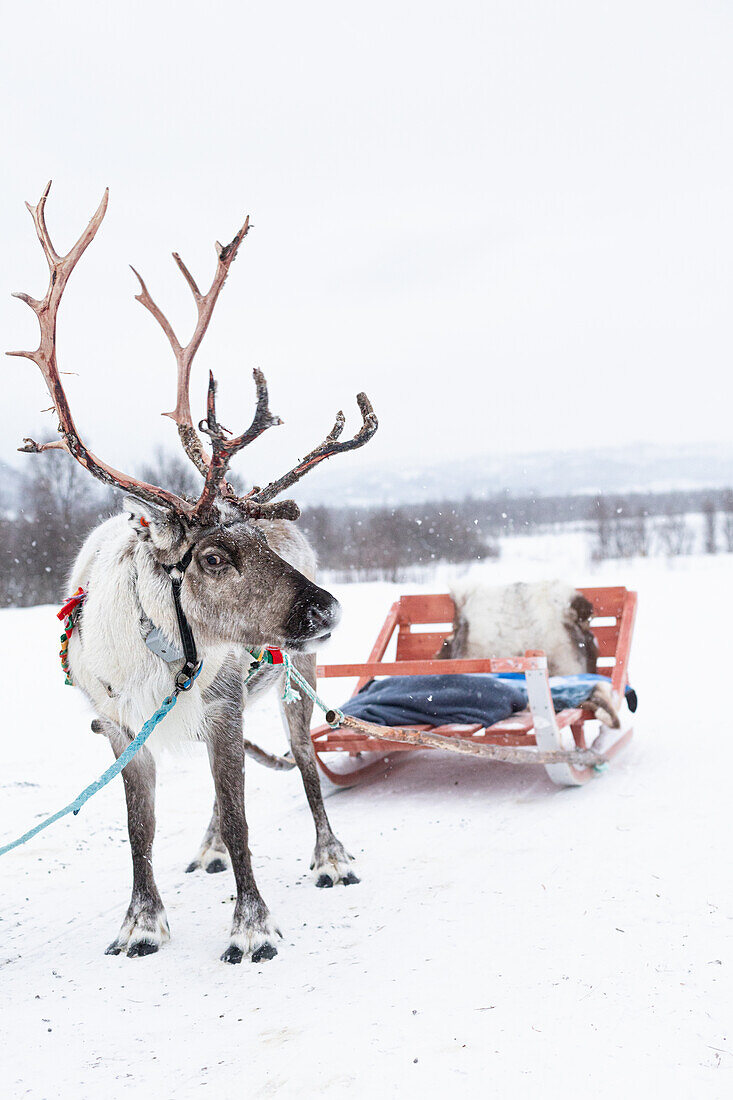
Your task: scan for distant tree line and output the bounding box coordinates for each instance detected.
[444,486,733,535]
[2,450,732,607]
[299,504,496,582]
[0,452,498,606]
[0,448,198,608]
[590,492,733,560]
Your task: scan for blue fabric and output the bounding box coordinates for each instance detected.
[341,673,635,729]
[341,674,527,727]
[496,673,637,713]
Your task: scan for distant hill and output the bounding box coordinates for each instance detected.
[293,442,733,507]
[1,442,731,511]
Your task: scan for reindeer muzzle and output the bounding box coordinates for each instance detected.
[283,586,341,649]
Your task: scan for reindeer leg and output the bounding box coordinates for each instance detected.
[206,695,280,964]
[279,653,360,888]
[102,721,169,958]
[185,790,230,875]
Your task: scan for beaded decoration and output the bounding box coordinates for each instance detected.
[57,588,86,686]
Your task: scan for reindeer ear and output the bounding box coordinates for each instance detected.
[124,497,185,551]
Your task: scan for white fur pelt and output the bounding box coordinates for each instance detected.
[448,580,590,676]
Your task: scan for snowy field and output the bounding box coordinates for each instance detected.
[1,546,732,1098]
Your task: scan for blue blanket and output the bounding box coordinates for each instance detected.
[341,674,636,728]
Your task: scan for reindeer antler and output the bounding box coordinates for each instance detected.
[130,216,251,477]
[9,184,378,526]
[195,368,281,516]
[8,182,193,512]
[248,393,378,505]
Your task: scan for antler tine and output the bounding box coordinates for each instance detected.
[192,368,283,520]
[8,183,192,513]
[216,367,283,454]
[25,180,59,266]
[248,393,378,506]
[132,216,251,478]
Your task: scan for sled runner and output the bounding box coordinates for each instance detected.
[311,586,637,788]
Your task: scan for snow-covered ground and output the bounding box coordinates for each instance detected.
[1,549,732,1098]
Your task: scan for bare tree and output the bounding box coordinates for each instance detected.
[655,514,693,557]
[591,494,612,561]
[0,444,117,606]
[139,446,203,500]
[722,490,733,553]
[702,499,717,555]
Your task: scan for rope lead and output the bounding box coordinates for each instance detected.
[281,654,345,727]
[0,664,203,859]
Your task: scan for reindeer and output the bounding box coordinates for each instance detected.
[9,184,377,963]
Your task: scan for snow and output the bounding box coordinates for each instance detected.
[1,552,732,1097]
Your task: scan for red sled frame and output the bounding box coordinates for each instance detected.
[311,586,637,788]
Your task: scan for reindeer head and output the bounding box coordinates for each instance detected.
[9,184,378,652]
[125,495,341,652]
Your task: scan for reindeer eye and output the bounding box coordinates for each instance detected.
[203,552,225,568]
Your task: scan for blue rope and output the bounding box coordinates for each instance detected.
[0,666,201,859]
[281,654,344,728]
[1,652,345,860]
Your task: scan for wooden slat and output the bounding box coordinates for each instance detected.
[398,589,625,624]
[591,623,621,658]
[612,590,637,697]
[578,586,627,617]
[397,593,456,624]
[316,655,548,678]
[312,727,538,750]
[355,601,400,691]
[364,602,400,663]
[396,630,450,660]
[314,736,418,753]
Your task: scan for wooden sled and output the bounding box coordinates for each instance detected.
[311,586,637,788]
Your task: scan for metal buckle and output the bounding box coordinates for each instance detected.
[175,662,202,692]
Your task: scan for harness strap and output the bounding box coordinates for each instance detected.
[162,548,201,690]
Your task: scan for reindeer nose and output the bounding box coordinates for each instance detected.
[286,585,341,640]
[305,598,340,634]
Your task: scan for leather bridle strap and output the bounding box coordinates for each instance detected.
[162,547,201,691]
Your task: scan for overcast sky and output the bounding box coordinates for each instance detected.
[2,1,732,495]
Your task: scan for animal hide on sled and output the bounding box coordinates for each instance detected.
[438,580,620,728]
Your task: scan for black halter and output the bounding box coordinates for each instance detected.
[162,547,201,691]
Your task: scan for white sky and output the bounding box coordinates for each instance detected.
[2,1,732,492]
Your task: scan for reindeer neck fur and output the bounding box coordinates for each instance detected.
[66,516,214,753]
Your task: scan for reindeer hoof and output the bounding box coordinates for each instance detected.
[106,905,170,957]
[127,940,159,958]
[205,858,227,874]
[185,846,230,875]
[222,912,281,964]
[251,942,278,963]
[221,945,244,964]
[312,843,361,888]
